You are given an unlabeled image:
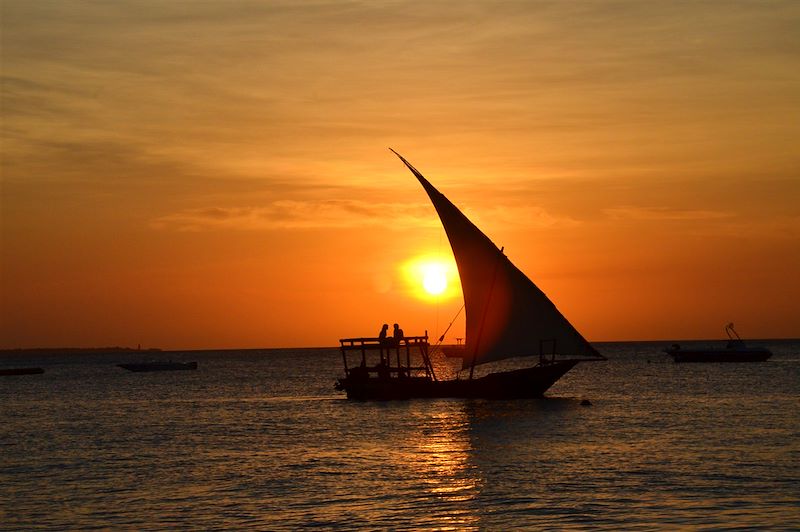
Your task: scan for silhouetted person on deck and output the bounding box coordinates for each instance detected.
[378,323,389,343]
[378,323,390,364]
[350,358,368,380]
[376,358,390,379]
[393,323,404,345]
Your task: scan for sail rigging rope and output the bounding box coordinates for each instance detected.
[437,303,465,345]
[430,302,465,380]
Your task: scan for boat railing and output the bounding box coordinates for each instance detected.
[339,334,436,381]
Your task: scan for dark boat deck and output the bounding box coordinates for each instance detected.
[336,335,582,400]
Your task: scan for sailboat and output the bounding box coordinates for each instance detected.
[335,151,605,400]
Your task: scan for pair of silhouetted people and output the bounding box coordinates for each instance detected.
[374,323,407,379]
[378,323,404,345]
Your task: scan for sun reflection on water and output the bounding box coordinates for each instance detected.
[400,407,482,529]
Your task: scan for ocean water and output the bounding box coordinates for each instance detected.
[1,340,799,530]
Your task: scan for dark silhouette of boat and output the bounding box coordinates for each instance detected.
[335,151,605,400]
[0,367,44,376]
[118,361,197,372]
[664,323,772,363]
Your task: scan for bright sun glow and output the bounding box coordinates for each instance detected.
[422,264,447,295]
[402,255,460,302]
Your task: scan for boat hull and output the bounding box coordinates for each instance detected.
[337,360,580,401]
[666,348,771,363]
[118,362,197,372]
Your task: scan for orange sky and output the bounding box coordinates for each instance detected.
[2,1,799,349]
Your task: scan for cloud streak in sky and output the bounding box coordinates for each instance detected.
[151,200,580,232]
[604,206,734,222]
[152,201,431,231]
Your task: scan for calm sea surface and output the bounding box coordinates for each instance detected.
[2,340,799,530]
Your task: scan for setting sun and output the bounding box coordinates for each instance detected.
[422,264,447,295]
[401,255,460,302]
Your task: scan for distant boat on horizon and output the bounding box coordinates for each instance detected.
[335,150,605,400]
[664,323,772,363]
[0,367,44,376]
[118,361,197,372]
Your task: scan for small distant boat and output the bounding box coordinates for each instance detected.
[335,151,605,401]
[440,338,466,358]
[664,324,772,363]
[0,367,44,376]
[118,361,197,372]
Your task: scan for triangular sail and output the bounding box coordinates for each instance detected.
[392,150,603,367]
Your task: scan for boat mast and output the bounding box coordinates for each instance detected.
[726,323,741,341]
